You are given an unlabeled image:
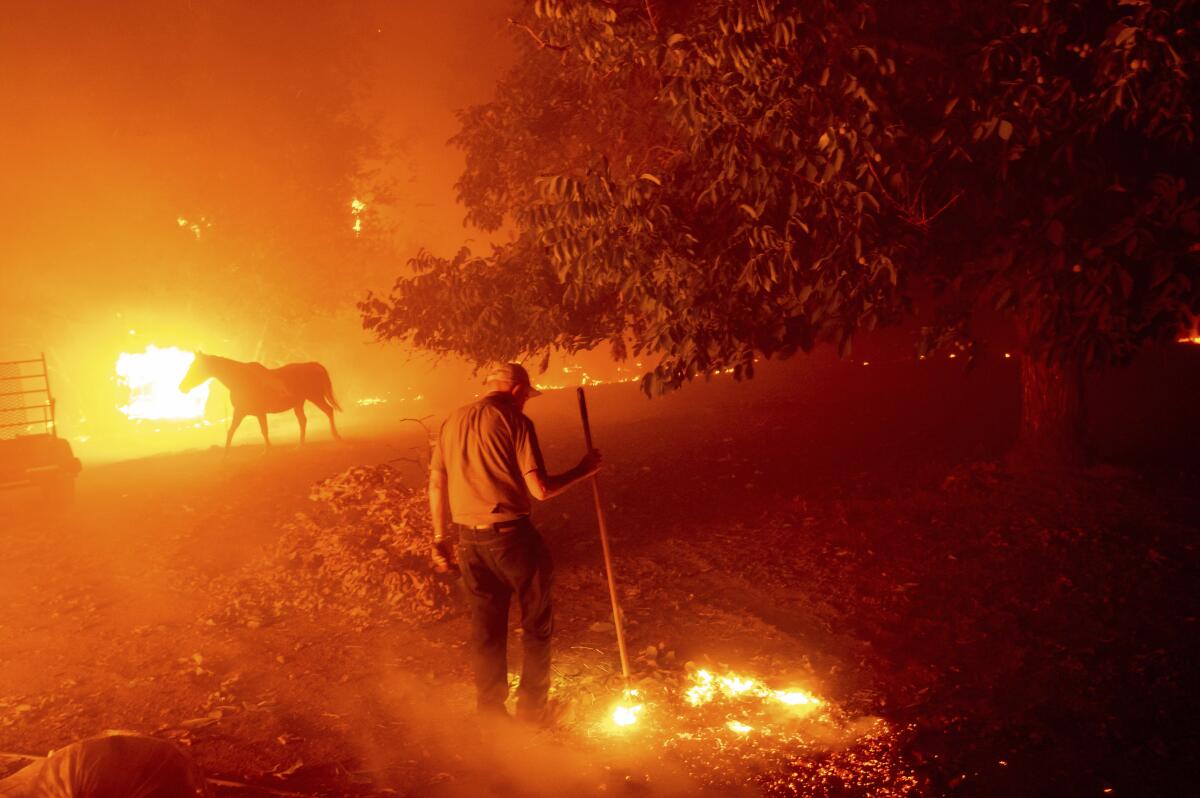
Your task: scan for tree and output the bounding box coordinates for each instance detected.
[363,0,917,387]
[897,0,1199,462]
[361,0,1199,461]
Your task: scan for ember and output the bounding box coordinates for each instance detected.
[580,660,915,797]
[684,667,822,713]
[726,719,753,734]
[609,688,644,728]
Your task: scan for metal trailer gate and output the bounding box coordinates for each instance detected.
[0,353,81,497]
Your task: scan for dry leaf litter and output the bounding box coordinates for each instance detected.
[213,465,455,630]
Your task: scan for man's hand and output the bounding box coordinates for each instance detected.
[525,449,603,501]
[431,538,458,574]
[578,448,602,478]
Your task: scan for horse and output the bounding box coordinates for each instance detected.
[179,352,342,450]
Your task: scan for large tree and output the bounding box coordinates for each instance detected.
[896,0,1199,461]
[361,0,1199,460]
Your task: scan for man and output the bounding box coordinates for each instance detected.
[428,363,601,724]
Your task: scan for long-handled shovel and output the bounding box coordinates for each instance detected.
[577,387,631,683]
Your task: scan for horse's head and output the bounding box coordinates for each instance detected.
[179,351,209,393]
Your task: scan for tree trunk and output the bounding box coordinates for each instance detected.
[1011,353,1086,468]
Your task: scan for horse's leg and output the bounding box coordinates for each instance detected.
[225,410,246,453]
[257,414,271,447]
[313,398,341,440]
[294,403,307,445]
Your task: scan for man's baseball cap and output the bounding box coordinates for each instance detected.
[484,362,542,397]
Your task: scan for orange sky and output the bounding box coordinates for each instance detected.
[0,1,521,457]
[0,0,515,319]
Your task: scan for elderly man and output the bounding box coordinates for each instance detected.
[429,363,601,723]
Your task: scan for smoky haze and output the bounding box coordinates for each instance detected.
[0,0,529,462]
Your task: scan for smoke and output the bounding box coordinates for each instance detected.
[339,666,738,798]
[0,0,520,466]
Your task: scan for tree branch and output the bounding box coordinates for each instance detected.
[644,0,659,35]
[865,158,961,230]
[508,18,568,52]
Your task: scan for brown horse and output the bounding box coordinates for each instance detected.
[179,352,342,450]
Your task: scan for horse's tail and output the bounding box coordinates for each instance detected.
[319,364,342,412]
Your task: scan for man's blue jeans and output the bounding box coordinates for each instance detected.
[457,519,554,715]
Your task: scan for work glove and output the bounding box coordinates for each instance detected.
[431,538,458,574]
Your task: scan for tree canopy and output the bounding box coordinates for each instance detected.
[360,0,1198,398]
[905,0,1199,368]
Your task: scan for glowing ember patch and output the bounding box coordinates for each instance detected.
[659,665,910,794]
[773,690,821,706]
[686,669,717,706]
[356,396,387,407]
[612,703,643,726]
[176,215,209,240]
[533,363,644,392]
[684,667,824,713]
[117,346,209,421]
[1179,336,1200,344]
[719,675,757,695]
[610,688,644,728]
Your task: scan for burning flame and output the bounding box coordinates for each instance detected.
[535,364,643,392]
[116,346,209,421]
[588,663,913,794]
[685,668,821,711]
[1178,313,1200,344]
[600,669,822,735]
[726,719,753,734]
[609,688,645,729]
[532,360,751,392]
[612,703,642,726]
[176,215,211,240]
[773,690,819,706]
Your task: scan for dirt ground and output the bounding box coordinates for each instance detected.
[2,356,1197,797]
